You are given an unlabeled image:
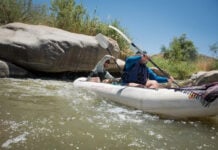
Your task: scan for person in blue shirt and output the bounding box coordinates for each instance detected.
[121,51,174,88]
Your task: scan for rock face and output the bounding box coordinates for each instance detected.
[0,60,31,78]
[0,60,9,77]
[0,22,120,76]
[190,70,218,85]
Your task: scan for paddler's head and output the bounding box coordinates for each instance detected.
[135,51,149,64]
[104,59,111,68]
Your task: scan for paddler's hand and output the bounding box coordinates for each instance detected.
[102,79,111,83]
[167,76,175,84]
[110,56,115,60]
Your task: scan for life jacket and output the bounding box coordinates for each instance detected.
[122,62,148,85]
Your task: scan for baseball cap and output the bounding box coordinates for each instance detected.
[135,51,147,55]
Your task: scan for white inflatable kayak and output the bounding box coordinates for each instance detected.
[73,77,218,119]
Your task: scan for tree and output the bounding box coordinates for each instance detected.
[0,0,48,25]
[209,42,218,58]
[161,34,198,61]
[50,0,86,32]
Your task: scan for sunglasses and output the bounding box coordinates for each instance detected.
[105,60,110,64]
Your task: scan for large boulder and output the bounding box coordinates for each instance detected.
[0,22,120,74]
[190,70,218,85]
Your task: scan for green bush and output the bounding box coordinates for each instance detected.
[210,59,218,70]
[161,34,198,62]
[148,56,198,80]
[169,61,197,79]
[149,54,217,80]
[0,0,48,24]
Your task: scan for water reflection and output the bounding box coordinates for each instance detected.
[0,78,217,150]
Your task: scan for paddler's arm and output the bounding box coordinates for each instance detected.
[147,68,168,83]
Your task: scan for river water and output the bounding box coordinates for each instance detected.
[0,78,218,150]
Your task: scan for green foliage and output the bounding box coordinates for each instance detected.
[149,54,217,80]
[0,0,48,25]
[209,42,218,58]
[161,34,198,61]
[210,59,218,70]
[50,0,86,32]
[49,0,130,53]
[103,20,131,57]
[169,61,197,79]
[148,56,197,80]
[158,36,217,80]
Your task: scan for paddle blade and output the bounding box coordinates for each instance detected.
[109,25,131,44]
[95,33,109,49]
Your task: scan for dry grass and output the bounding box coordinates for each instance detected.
[195,59,215,71]
[195,55,218,71]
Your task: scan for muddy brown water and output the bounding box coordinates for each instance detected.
[0,78,218,150]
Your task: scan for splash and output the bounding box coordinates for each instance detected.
[1,132,29,148]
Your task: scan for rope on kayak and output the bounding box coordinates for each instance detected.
[173,82,218,107]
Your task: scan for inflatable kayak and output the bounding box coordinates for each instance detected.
[73,77,218,119]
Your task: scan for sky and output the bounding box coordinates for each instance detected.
[33,0,218,57]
